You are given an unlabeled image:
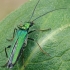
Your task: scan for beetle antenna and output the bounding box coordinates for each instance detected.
[32,8,67,22]
[28,0,40,22]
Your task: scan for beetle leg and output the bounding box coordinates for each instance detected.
[28,30,36,34]
[28,38,50,56]
[7,28,18,41]
[5,45,11,58]
[38,28,51,31]
[1,62,8,68]
[28,28,51,34]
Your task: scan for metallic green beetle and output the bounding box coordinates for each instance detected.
[1,0,66,68]
[4,22,34,68]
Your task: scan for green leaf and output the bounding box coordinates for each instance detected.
[0,0,70,70]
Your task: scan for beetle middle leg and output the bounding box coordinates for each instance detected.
[7,28,17,41]
[5,45,11,58]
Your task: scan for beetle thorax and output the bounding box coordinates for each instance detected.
[18,22,30,30]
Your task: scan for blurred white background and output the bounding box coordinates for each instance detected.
[0,0,28,20]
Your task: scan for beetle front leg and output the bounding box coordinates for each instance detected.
[28,28,51,34]
[7,28,17,41]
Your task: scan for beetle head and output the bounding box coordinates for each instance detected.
[18,22,34,30]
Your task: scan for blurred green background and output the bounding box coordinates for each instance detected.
[0,0,28,20]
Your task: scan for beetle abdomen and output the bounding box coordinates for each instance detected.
[7,62,13,68]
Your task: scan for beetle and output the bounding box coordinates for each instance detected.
[1,0,66,68]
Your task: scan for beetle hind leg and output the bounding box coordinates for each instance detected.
[1,62,8,68]
[28,38,50,56]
